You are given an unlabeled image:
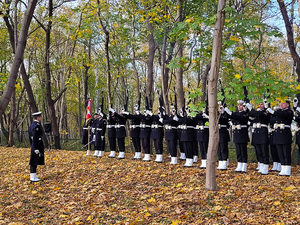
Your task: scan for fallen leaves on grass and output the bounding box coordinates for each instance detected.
[0,147,299,224]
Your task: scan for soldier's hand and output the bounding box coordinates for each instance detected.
[101,136,104,140]
[146,110,153,116]
[202,113,209,119]
[136,110,140,115]
[296,107,300,113]
[293,98,298,108]
[34,150,40,155]
[109,108,115,113]
[266,108,274,114]
[159,118,163,123]
[122,111,129,115]
[173,115,179,121]
[224,107,232,115]
[246,103,252,111]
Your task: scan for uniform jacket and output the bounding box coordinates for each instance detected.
[139,114,153,139]
[28,120,45,166]
[218,112,230,143]
[125,114,141,138]
[248,109,270,145]
[107,113,116,138]
[229,110,249,143]
[150,115,164,140]
[163,115,178,141]
[114,113,127,138]
[194,113,209,142]
[273,108,293,145]
[177,116,196,142]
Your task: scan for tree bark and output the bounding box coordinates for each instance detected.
[146,17,156,102]
[205,0,226,191]
[0,0,38,117]
[176,0,184,110]
[97,0,112,107]
[201,62,211,102]
[277,0,300,81]
[45,0,61,149]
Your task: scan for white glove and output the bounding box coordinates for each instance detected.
[263,98,268,108]
[136,111,140,115]
[296,107,300,113]
[109,108,115,113]
[293,98,298,108]
[173,115,179,121]
[202,113,209,119]
[34,150,40,154]
[224,107,232,115]
[266,108,274,114]
[159,118,163,123]
[122,111,129,115]
[101,136,104,140]
[246,103,252,111]
[146,110,153,116]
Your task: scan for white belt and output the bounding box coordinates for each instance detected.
[83,127,88,130]
[274,123,290,130]
[219,125,227,128]
[196,125,208,130]
[253,123,268,129]
[232,125,247,130]
[165,125,177,130]
[107,125,115,128]
[140,124,151,128]
[181,125,195,130]
[96,128,102,131]
[115,124,125,128]
[38,138,41,140]
[130,125,140,128]
[151,124,163,128]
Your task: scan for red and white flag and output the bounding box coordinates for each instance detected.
[86,98,92,123]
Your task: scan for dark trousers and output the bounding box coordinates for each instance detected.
[95,137,106,151]
[218,142,229,160]
[30,165,37,173]
[179,140,185,153]
[167,139,178,157]
[153,138,163,154]
[199,141,208,159]
[141,138,151,154]
[276,144,291,165]
[117,137,125,152]
[235,143,247,163]
[132,137,141,152]
[255,144,269,164]
[270,144,279,163]
[184,141,194,159]
[109,137,116,151]
[193,141,199,157]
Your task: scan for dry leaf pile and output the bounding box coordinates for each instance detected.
[0,147,299,224]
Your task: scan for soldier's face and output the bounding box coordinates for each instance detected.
[37,115,42,122]
[238,104,244,111]
[259,103,264,110]
[281,102,289,110]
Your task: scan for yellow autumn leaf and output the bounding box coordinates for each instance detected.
[144,212,152,217]
[234,74,241,79]
[31,190,37,194]
[172,220,181,225]
[273,201,281,206]
[296,84,300,90]
[160,174,166,177]
[148,197,156,203]
[176,183,183,188]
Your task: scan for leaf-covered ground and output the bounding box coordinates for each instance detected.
[0,147,299,224]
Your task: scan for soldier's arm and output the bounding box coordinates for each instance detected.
[274,109,294,120]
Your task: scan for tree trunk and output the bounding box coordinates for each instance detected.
[97,0,112,107]
[45,0,61,149]
[8,88,16,147]
[277,0,300,81]
[201,62,211,102]
[205,0,226,191]
[146,16,156,102]
[176,0,184,110]
[0,0,38,117]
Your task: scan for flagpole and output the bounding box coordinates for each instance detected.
[85,98,92,156]
[87,119,91,156]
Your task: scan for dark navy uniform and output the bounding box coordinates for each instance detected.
[248,108,270,166]
[218,112,230,161]
[177,115,185,159]
[177,116,197,160]
[294,114,300,163]
[269,115,280,170]
[273,108,293,166]
[195,113,209,160]
[126,113,142,153]
[229,110,249,163]
[150,115,164,155]
[139,114,153,154]
[114,112,127,153]
[107,112,117,153]
[95,117,107,152]
[163,115,178,157]
[28,120,45,171]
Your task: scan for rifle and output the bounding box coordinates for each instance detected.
[145,96,149,111]
[218,78,226,107]
[135,93,141,111]
[159,94,164,114]
[264,89,271,108]
[174,94,178,114]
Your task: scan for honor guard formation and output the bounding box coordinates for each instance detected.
[28,95,300,182]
